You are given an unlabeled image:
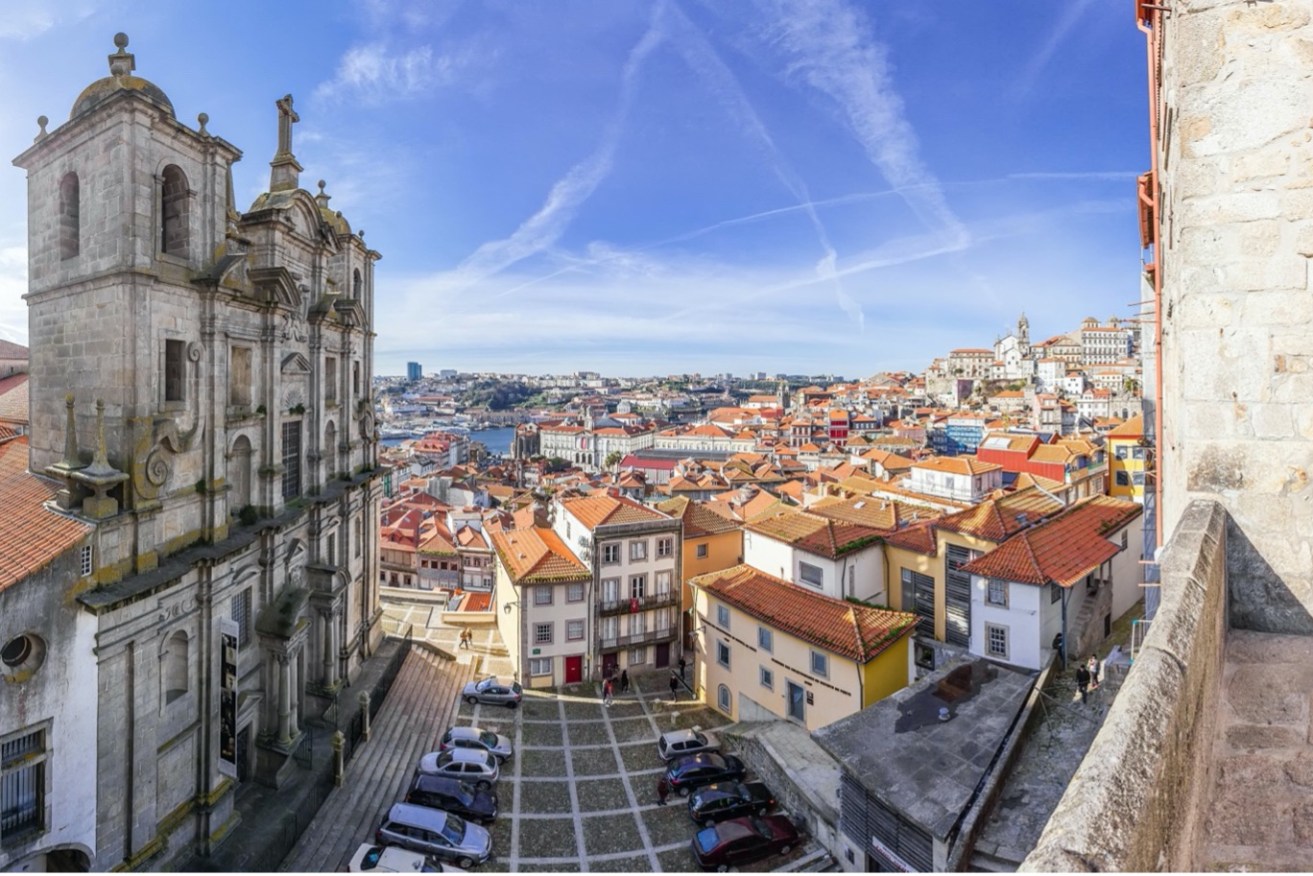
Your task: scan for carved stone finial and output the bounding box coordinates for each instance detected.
[315,179,331,208]
[35,115,48,142]
[197,112,209,135]
[358,229,365,240]
[269,93,303,192]
[60,393,79,467]
[108,32,135,78]
[84,398,116,477]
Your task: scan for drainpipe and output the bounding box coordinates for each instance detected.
[1137,0,1166,550]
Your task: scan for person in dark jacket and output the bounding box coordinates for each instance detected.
[620,669,630,694]
[1075,663,1091,705]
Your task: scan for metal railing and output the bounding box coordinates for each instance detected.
[598,590,678,616]
[599,627,678,652]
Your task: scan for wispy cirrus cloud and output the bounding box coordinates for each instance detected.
[1011,0,1098,100]
[752,0,969,247]
[439,2,667,293]
[314,42,475,104]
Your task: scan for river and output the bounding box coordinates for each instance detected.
[381,426,516,457]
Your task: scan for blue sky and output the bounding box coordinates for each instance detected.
[0,0,1147,378]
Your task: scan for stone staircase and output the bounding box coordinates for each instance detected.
[278,648,477,872]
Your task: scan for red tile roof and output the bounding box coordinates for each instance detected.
[0,373,28,424]
[490,527,591,584]
[747,509,884,559]
[935,487,1066,542]
[0,437,92,593]
[656,496,742,538]
[561,493,671,529]
[693,564,916,664]
[962,495,1142,586]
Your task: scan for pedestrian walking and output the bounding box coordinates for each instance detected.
[457,628,467,649]
[603,678,614,707]
[619,669,630,694]
[656,776,670,806]
[462,628,473,649]
[678,656,687,681]
[669,671,679,700]
[1087,654,1101,690]
[1075,663,1091,705]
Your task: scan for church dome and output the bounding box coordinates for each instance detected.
[69,33,175,121]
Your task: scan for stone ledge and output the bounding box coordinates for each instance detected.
[1022,499,1229,873]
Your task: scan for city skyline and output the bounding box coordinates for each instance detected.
[0,0,1146,377]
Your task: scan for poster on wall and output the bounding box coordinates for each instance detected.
[218,618,239,779]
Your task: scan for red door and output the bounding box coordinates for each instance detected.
[565,655,583,684]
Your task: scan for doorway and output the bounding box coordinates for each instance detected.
[602,652,618,679]
[787,681,805,722]
[654,643,670,668]
[564,655,583,684]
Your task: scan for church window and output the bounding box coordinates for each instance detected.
[230,346,253,407]
[352,269,362,300]
[162,630,189,704]
[230,435,253,511]
[353,361,361,396]
[231,589,252,647]
[327,533,337,566]
[324,421,337,477]
[160,165,190,257]
[282,421,301,499]
[58,172,79,260]
[164,339,186,402]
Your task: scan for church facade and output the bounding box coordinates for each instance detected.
[10,34,384,869]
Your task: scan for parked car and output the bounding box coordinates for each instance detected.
[691,814,800,871]
[416,748,500,788]
[462,676,523,708]
[347,842,461,872]
[440,725,513,763]
[658,728,718,762]
[687,781,776,826]
[665,752,747,797]
[375,803,493,869]
[406,774,499,824]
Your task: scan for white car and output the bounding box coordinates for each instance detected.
[347,842,462,872]
[658,728,718,762]
[417,747,500,788]
[440,725,514,763]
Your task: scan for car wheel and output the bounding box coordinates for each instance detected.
[477,779,491,790]
[496,755,507,765]
[506,701,519,709]
[716,865,729,873]
[457,856,475,869]
[780,844,792,856]
[679,785,691,798]
[702,818,716,828]
[466,695,478,705]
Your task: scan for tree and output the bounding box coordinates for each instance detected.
[604,450,623,470]
[545,456,571,473]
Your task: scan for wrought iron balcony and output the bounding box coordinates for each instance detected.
[598,590,679,616]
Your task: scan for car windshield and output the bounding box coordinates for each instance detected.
[693,732,708,745]
[511,682,522,693]
[441,730,452,744]
[441,814,466,845]
[479,731,498,748]
[457,781,477,801]
[749,816,771,838]
[478,678,495,690]
[485,753,496,768]
[361,847,383,869]
[695,827,720,854]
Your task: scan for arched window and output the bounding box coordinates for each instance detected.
[324,421,337,478]
[162,630,189,704]
[230,435,253,512]
[717,683,731,713]
[352,269,362,301]
[59,172,79,260]
[161,165,190,257]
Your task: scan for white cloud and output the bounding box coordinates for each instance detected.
[314,42,475,105]
[438,3,667,293]
[0,2,95,41]
[1012,0,1098,100]
[0,244,29,344]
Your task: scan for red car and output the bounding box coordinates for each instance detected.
[691,814,800,871]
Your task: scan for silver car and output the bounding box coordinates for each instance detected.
[440,725,513,763]
[375,803,492,869]
[658,728,718,762]
[417,748,500,788]
[462,676,523,708]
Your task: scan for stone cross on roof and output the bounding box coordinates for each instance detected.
[269,93,304,192]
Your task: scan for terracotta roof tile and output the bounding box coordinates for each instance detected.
[561,494,670,529]
[935,487,1066,542]
[962,496,1142,586]
[693,564,916,663]
[747,509,884,559]
[911,456,1003,476]
[0,437,92,592]
[656,496,742,538]
[0,374,28,424]
[491,527,591,584]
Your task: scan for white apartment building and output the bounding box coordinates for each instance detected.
[903,458,1004,504]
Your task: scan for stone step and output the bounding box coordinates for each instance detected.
[280,648,473,872]
[773,848,832,873]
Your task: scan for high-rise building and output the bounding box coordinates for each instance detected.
[407,361,422,381]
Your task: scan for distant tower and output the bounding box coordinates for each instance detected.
[407,361,422,381]
[1018,312,1030,345]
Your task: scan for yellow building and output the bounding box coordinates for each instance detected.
[690,564,916,732]
[657,496,743,644]
[1106,414,1148,503]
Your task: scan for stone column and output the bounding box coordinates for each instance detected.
[322,612,334,687]
[358,691,371,741]
[289,650,301,736]
[277,654,292,744]
[331,730,345,787]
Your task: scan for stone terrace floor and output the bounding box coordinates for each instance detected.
[1198,630,1313,872]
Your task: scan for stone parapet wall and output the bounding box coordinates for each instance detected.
[1021,499,1228,872]
[1157,0,1313,632]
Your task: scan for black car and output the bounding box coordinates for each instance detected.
[405,774,499,824]
[687,781,776,826]
[666,753,747,797]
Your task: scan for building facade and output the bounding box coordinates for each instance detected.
[11,36,384,869]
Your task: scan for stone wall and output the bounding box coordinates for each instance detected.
[1157,0,1313,633]
[1021,499,1228,872]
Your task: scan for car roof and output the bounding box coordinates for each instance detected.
[674,752,724,768]
[448,725,485,739]
[693,782,742,801]
[388,802,449,831]
[439,748,491,764]
[661,728,701,743]
[411,774,468,794]
[710,818,758,842]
